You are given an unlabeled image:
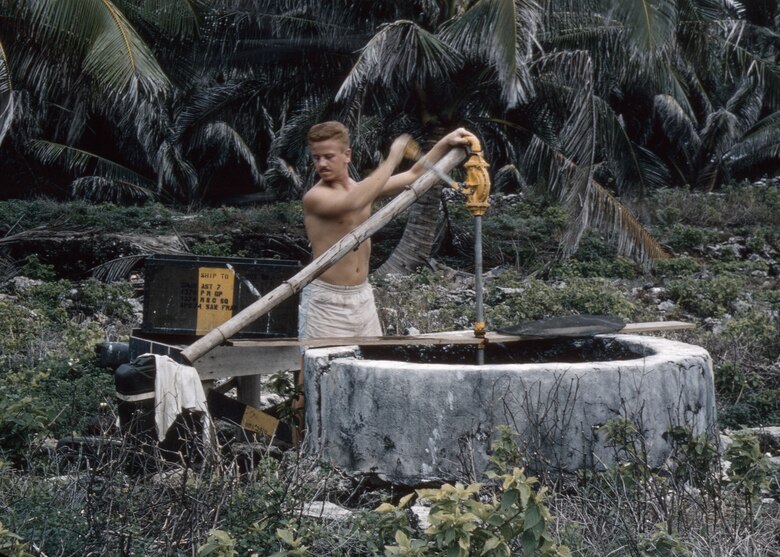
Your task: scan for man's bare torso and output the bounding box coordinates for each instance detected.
[303,180,373,286]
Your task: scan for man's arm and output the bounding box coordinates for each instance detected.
[380,128,476,197]
[304,135,412,218]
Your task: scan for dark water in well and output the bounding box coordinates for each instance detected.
[360,337,650,365]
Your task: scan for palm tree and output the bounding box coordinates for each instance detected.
[0,0,197,199]
[542,0,780,193]
[0,1,273,204]
[333,0,542,274]
[454,0,779,266]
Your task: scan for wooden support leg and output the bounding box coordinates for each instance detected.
[291,354,305,445]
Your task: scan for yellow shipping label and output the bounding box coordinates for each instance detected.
[240,406,279,436]
[196,267,235,335]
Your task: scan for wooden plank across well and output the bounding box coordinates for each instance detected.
[131,321,694,381]
[228,321,695,349]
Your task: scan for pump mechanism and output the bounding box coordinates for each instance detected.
[405,136,491,215]
[461,136,491,217]
[405,134,492,361]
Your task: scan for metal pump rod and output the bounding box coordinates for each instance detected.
[474,215,485,364]
[415,136,492,364]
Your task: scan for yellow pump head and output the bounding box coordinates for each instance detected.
[462,136,491,217]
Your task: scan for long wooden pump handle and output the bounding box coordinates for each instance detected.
[180,147,467,364]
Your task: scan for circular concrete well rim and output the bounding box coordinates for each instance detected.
[304,334,716,486]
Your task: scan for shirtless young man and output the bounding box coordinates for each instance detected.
[298,121,476,340]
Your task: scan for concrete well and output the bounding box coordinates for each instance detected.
[303,334,716,486]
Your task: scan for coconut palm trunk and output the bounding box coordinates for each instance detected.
[377,127,452,275]
[376,182,444,275]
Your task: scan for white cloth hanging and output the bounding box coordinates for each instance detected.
[150,354,211,442]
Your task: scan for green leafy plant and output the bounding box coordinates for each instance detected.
[662,425,720,495]
[724,433,772,503]
[638,523,691,557]
[376,469,571,557]
[666,275,744,317]
[191,239,241,257]
[372,428,571,557]
[20,254,56,281]
[265,370,303,425]
[664,225,714,252]
[653,256,702,277]
[197,529,238,557]
[0,520,35,557]
[269,528,310,557]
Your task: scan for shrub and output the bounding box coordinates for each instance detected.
[0,302,45,361]
[485,275,640,330]
[666,274,744,317]
[18,278,135,324]
[718,389,780,429]
[653,256,702,277]
[0,519,35,557]
[650,184,780,228]
[724,433,774,504]
[77,279,136,320]
[714,361,762,403]
[557,278,639,317]
[190,238,240,257]
[364,429,570,557]
[20,255,57,281]
[0,200,174,232]
[707,310,780,373]
[664,224,716,252]
[552,256,639,279]
[470,199,567,270]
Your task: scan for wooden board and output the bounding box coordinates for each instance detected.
[228,321,695,349]
[129,332,300,380]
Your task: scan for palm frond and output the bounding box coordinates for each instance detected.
[692,108,740,190]
[725,76,764,134]
[173,80,261,141]
[155,140,199,200]
[0,90,13,148]
[187,121,262,186]
[27,139,156,186]
[70,176,157,203]
[668,53,714,121]
[697,108,740,162]
[268,98,328,172]
[526,133,669,266]
[678,0,730,21]
[653,94,701,165]
[545,51,597,203]
[335,21,463,106]
[493,164,526,193]
[0,37,11,94]
[725,111,780,171]
[90,254,146,282]
[263,156,304,200]
[439,0,539,107]
[695,160,722,192]
[0,38,13,148]
[722,20,780,110]
[613,0,678,53]
[592,95,667,196]
[28,0,170,91]
[523,47,669,265]
[561,173,671,267]
[121,0,204,40]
